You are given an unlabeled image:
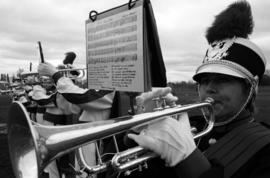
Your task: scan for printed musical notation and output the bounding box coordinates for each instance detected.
[86,4,145,92]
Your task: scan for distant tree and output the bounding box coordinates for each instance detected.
[12,74,15,82]
[265,69,270,78]
[260,73,270,86]
[7,74,10,83]
[0,74,8,81]
[168,81,196,91]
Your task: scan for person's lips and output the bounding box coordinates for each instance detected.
[212,101,223,115]
[202,97,223,116]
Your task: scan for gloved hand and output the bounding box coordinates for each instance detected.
[31,85,50,100]
[135,87,178,114]
[24,85,33,92]
[38,62,58,77]
[128,114,196,167]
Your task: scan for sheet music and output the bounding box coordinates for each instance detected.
[86,5,144,92]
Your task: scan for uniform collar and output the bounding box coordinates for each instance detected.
[214,109,253,134]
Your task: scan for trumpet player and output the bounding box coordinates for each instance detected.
[30,84,79,178]
[126,1,270,178]
[38,60,115,178]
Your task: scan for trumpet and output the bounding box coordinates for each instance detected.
[7,98,214,178]
[54,68,87,80]
[21,68,87,84]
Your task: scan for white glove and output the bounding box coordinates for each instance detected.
[135,87,178,114]
[32,85,50,100]
[128,113,196,167]
[24,85,33,92]
[19,96,28,104]
[38,62,58,77]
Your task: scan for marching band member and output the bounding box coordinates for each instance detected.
[34,51,87,178]
[38,61,115,178]
[31,84,80,178]
[126,1,270,178]
[31,85,63,178]
[38,62,115,126]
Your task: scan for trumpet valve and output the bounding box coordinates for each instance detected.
[152,97,164,111]
[160,96,171,109]
[152,96,171,111]
[123,162,148,176]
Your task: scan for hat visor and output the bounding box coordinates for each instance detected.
[193,63,245,82]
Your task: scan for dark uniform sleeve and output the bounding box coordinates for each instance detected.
[52,72,114,110]
[173,149,224,178]
[174,143,270,178]
[233,143,270,178]
[31,85,57,106]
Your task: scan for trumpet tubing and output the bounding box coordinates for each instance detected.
[57,68,87,80]
[20,68,87,84]
[8,98,214,178]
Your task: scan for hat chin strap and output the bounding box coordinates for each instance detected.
[213,86,254,127]
[199,76,258,127]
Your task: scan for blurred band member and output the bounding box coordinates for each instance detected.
[38,61,115,178]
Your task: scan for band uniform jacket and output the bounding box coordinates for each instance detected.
[102,109,270,178]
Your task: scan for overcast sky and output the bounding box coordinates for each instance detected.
[0,0,269,82]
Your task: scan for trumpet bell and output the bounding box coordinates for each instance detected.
[8,102,39,178]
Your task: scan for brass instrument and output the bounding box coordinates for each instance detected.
[21,68,87,84]
[0,89,13,95]
[56,68,87,80]
[8,98,214,178]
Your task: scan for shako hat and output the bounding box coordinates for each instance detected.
[62,51,80,76]
[63,52,76,65]
[193,1,267,84]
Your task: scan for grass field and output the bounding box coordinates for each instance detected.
[255,86,270,123]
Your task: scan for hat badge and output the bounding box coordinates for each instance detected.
[203,39,234,63]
